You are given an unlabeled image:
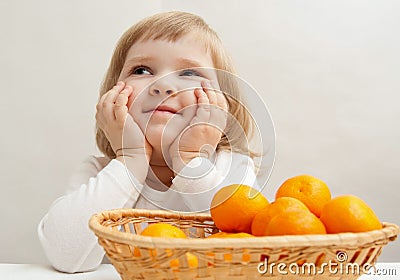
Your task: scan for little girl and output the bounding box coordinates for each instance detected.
[38,11,260,273]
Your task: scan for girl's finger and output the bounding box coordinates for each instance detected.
[103,85,129,120]
[102,97,116,121]
[114,86,132,121]
[115,86,132,106]
[114,103,128,123]
[216,93,228,111]
[97,82,124,119]
[207,80,227,128]
[210,80,228,111]
[210,105,227,132]
[104,81,125,104]
[201,80,218,127]
[202,80,217,106]
[95,110,104,127]
[191,88,210,124]
[98,90,108,107]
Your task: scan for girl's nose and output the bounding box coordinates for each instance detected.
[149,78,176,96]
[152,88,174,95]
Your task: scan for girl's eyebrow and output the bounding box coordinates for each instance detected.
[125,55,154,64]
[175,58,203,69]
[125,56,204,69]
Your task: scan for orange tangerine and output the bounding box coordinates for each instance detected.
[133,223,198,268]
[275,175,331,217]
[140,223,187,238]
[265,210,327,236]
[210,184,269,233]
[251,197,309,236]
[320,195,382,233]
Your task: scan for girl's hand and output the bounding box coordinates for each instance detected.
[96,81,152,160]
[169,80,228,173]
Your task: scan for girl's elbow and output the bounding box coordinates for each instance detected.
[38,222,99,273]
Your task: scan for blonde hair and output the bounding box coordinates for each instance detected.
[96,11,258,159]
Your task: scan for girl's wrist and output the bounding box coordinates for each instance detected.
[116,154,149,184]
[171,151,209,175]
[115,147,146,157]
[171,152,195,165]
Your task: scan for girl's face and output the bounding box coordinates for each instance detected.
[118,34,219,149]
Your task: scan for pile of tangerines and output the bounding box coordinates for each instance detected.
[134,174,382,269]
[210,174,382,236]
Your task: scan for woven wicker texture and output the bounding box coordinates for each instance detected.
[89,208,398,280]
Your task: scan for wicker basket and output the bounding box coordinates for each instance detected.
[89,208,398,280]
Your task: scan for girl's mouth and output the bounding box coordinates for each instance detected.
[146,105,180,115]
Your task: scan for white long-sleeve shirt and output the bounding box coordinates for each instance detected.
[38,151,258,273]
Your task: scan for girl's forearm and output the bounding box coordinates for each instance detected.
[38,159,143,273]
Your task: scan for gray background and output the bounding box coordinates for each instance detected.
[1,0,399,263]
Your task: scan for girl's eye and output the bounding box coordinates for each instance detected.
[180,69,201,77]
[131,66,152,75]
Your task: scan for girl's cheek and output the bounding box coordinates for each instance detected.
[128,97,142,119]
[124,81,143,109]
[127,94,134,109]
[180,91,199,118]
[187,90,198,106]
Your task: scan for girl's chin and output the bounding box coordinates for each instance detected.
[145,130,177,149]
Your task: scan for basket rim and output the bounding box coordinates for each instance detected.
[89,208,399,249]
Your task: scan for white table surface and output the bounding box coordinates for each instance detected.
[0,264,119,280]
[0,263,398,279]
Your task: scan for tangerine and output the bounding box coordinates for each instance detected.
[265,210,326,236]
[275,175,331,217]
[140,223,187,238]
[320,195,382,233]
[133,223,196,268]
[210,184,269,233]
[251,197,309,236]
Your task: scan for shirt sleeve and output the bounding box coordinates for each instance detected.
[171,151,258,212]
[37,156,143,273]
